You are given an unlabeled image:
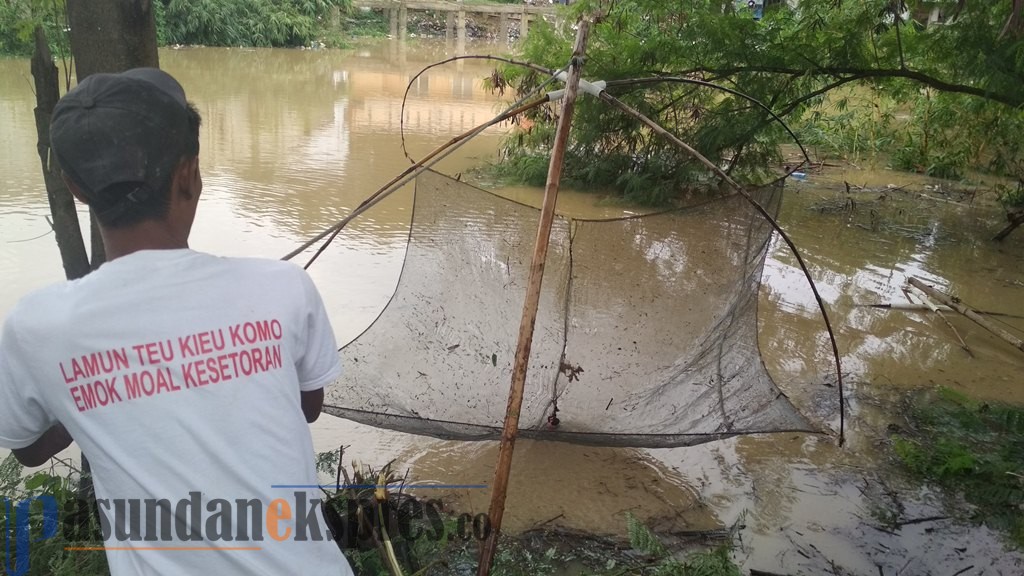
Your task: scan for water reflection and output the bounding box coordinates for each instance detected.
[159,44,507,241]
[760,183,1024,405]
[0,42,511,340]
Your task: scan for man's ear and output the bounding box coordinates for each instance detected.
[61,174,90,206]
[172,157,201,201]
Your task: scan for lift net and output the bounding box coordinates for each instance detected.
[323,170,815,447]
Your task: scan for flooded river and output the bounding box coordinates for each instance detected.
[2,39,1023,574]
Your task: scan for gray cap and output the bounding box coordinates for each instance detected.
[50,68,194,220]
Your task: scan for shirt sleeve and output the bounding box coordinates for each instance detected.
[0,315,56,449]
[294,269,342,392]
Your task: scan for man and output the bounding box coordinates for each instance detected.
[0,68,353,575]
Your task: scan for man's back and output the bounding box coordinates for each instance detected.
[0,249,351,574]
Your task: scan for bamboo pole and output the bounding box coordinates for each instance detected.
[907,284,974,357]
[908,277,1024,355]
[476,20,592,576]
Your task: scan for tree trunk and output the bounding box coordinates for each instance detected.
[67,0,159,79]
[31,26,90,281]
[993,208,1024,242]
[66,0,160,269]
[61,0,162,507]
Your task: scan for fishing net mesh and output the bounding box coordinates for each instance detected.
[323,170,815,447]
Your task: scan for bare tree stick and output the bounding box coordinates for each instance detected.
[908,285,973,357]
[477,19,592,576]
[894,515,949,528]
[902,286,918,306]
[671,64,1021,109]
[908,277,1024,355]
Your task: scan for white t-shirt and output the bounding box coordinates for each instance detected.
[0,249,353,575]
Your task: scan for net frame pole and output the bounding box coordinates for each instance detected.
[477,19,592,576]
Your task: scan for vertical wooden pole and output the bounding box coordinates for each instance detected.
[330,5,341,31]
[519,9,529,39]
[476,19,591,576]
[398,1,408,41]
[457,3,467,46]
[456,3,467,56]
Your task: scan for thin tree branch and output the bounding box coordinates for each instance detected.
[673,65,1021,108]
[893,2,906,70]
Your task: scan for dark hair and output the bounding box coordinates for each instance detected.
[94,102,202,229]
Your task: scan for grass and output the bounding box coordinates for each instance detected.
[889,388,1024,546]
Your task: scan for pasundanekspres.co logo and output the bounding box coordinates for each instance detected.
[3,484,490,576]
[4,495,59,576]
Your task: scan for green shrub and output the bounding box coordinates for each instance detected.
[0,455,108,576]
[161,0,349,47]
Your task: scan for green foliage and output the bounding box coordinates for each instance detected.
[491,543,560,576]
[0,0,70,57]
[883,89,1024,180]
[495,1,1024,201]
[890,388,1024,547]
[160,0,350,47]
[0,0,349,52]
[623,513,740,576]
[0,455,108,576]
[650,547,742,576]
[997,182,1024,208]
[796,87,901,163]
[626,512,668,557]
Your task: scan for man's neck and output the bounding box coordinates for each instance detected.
[100,221,190,261]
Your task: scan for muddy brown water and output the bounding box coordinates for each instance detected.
[2,40,1023,574]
